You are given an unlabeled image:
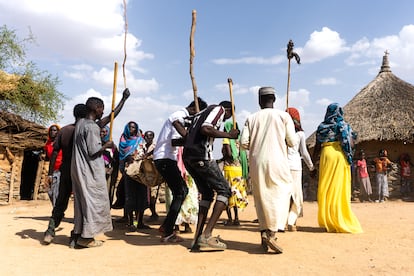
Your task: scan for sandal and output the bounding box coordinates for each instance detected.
[161,233,184,243]
[76,238,103,248]
[260,231,268,252]
[197,235,227,250]
[265,232,283,254]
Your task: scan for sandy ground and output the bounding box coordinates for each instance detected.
[1,195,414,276]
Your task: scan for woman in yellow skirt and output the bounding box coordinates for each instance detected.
[312,103,362,233]
[222,121,249,226]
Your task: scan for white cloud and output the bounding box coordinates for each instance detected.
[214,82,251,95]
[316,98,333,107]
[298,27,348,63]
[212,55,284,65]
[315,77,338,85]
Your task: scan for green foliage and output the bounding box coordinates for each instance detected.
[0,25,65,125]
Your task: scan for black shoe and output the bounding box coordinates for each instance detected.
[69,232,80,249]
[114,216,128,223]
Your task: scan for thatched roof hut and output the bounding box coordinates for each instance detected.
[306,53,414,199]
[0,109,48,204]
[307,53,414,160]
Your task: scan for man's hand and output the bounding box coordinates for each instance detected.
[103,141,114,149]
[122,88,130,100]
[228,129,240,139]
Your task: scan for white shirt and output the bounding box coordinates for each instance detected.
[153,108,189,161]
[287,131,314,171]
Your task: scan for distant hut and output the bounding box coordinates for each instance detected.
[0,70,49,204]
[307,52,414,198]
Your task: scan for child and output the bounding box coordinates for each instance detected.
[373,149,392,202]
[356,150,373,202]
[399,153,412,197]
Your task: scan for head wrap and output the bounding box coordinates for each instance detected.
[118,121,143,161]
[287,107,303,132]
[101,125,110,143]
[316,103,355,164]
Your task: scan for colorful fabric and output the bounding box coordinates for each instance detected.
[223,121,249,179]
[165,147,199,225]
[317,141,363,233]
[118,121,143,161]
[223,164,248,209]
[316,103,355,164]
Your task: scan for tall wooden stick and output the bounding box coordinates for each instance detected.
[227,78,236,129]
[189,9,199,112]
[122,0,128,89]
[109,62,118,141]
[286,39,300,110]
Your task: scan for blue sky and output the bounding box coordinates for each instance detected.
[1,0,414,155]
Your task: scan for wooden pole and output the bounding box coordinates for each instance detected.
[109,62,118,141]
[189,9,199,112]
[286,58,291,110]
[122,0,128,89]
[227,78,236,129]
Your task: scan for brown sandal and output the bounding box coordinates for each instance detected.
[76,238,104,248]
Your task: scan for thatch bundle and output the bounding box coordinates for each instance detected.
[0,111,47,150]
[0,70,19,96]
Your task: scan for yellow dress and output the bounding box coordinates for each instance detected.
[317,141,363,233]
[222,138,248,210]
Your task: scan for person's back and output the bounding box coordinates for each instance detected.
[244,108,294,178]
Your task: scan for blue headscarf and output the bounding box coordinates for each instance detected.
[118,121,143,161]
[101,125,110,143]
[316,103,355,164]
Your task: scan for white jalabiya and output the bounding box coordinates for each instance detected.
[240,108,298,232]
[287,131,314,226]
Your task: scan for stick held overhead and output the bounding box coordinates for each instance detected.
[122,0,128,89]
[109,62,118,141]
[286,39,300,110]
[189,9,199,113]
[227,78,236,129]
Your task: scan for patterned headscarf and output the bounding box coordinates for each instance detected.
[286,107,303,132]
[316,103,355,164]
[118,121,143,161]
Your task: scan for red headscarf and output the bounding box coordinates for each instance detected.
[286,107,303,132]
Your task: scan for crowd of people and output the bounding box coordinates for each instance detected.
[41,86,412,253]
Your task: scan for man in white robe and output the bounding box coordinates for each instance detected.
[240,87,298,254]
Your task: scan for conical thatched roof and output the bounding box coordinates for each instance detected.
[307,53,414,147]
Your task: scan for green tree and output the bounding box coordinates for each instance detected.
[0,25,65,125]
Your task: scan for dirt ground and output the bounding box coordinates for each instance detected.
[1,195,414,276]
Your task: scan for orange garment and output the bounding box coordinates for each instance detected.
[373,157,391,173]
